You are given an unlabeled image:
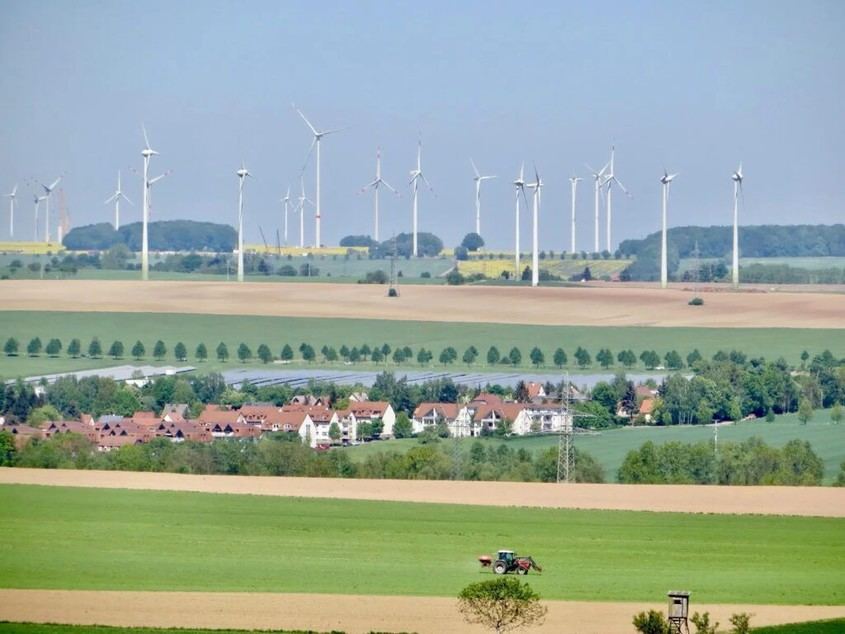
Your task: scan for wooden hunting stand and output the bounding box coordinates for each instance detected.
[667,591,690,634]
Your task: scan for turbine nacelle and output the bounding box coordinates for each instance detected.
[660,170,678,185]
[732,163,743,183]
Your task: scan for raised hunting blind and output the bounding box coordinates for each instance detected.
[667,590,691,634]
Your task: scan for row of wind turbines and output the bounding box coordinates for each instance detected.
[3,176,64,242]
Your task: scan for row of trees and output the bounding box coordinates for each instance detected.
[63,220,237,251]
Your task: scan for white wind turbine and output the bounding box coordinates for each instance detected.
[296,176,314,249]
[408,140,433,257]
[281,186,291,245]
[731,163,744,289]
[32,193,46,241]
[513,163,527,277]
[525,165,543,287]
[587,162,609,254]
[235,161,252,283]
[361,148,398,242]
[659,169,678,289]
[294,105,345,248]
[140,125,168,281]
[3,184,16,238]
[569,176,582,254]
[104,171,132,230]
[40,175,62,242]
[602,146,631,252]
[470,158,496,236]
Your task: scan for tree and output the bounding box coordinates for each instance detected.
[416,348,432,365]
[392,348,406,364]
[461,232,485,252]
[45,338,62,357]
[372,348,384,363]
[349,347,361,362]
[108,340,124,359]
[360,343,372,359]
[487,346,500,365]
[328,421,341,444]
[457,577,547,634]
[529,347,544,367]
[153,340,167,361]
[574,346,591,368]
[0,430,15,466]
[67,338,81,358]
[686,349,703,367]
[237,343,253,363]
[339,344,350,360]
[640,350,660,370]
[254,344,271,364]
[728,613,752,634]
[632,610,670,634]
[393,412,413,438]
[381,343,391,357]
[216,342,229,362]
[618,349,637,368]
[174,341,188,362]
[439,346,457,365]
[88,337,102,358]
[690,612,719,634]
[280,344,293,361]
[301,344,316,362]
[463,346,478,365]
[446,269,465,285]
[800,350,810,368]
[131,340,145,360]
[596,348,613,369]
[4,337,19,356]
[552,347,567,368]
[797,398,813,425]
[27,337,43,356]
[664,350,684,370]
[508,347,521,366]
[195,342,208,362]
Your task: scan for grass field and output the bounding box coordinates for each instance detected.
[752,619,845,632]
[1,484,843,604]
[344,413,845,483]
[0,311,841,378]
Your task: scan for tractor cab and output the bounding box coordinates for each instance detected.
[497,550,515,563]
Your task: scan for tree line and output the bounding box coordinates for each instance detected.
[63,220,237,251]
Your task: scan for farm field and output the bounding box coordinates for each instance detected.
[457,256,631,279]
[0,626,334,634]
[344,413,845,483]
[0,310,841,378]
[1,483,843,604]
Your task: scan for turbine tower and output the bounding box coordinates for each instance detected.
[140,125,168,281]
[281,186,291,245]
[603,146,631,252]
[470,158,496,236]
[513,163,527,277]
[588,162,608,254]
[731,163,744,289]
[40,175,62,242]
[361,148,398,242]
[659,169,678,289]
[3,184,16,238]
[235,161,252,283]
[408,140,432,257]
[32,193,45,241]
[569,177,581,254]
[525,165,543,287]
[104,171,132,230]
[294,105,344,249]
[296,176,314,249]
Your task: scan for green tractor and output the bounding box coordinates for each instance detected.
[478,550,543,575]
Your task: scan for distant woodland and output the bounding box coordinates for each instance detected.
[63,221,237,252]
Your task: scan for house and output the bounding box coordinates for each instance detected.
[162,403,189,419]
[43,419,98,443]
[526,382,546,400]
[155,420,211,443]
[638,397,656,423]
[411,402,461,434]
[206,421,261,440]
[337,401,396,440]
[197,405,243,427]
[5,423,41,448]
[287,405,339,447]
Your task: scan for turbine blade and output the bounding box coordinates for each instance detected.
[104,194,118,204]
[294,105,319,136]
[142,124,151,150]
[121,193,134,206]
[381,179,398,194]
[300,138,317,172]
[470,158,480,179]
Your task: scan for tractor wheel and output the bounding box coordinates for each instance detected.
[493,561,507,575]
[517,567,528,575]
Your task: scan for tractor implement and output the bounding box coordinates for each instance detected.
[478,550,542,575]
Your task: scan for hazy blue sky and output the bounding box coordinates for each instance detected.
[1,0,843,250]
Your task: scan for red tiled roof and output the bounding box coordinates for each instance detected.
[197,405,242,425]
[412,402,460,420]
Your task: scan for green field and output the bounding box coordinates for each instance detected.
[753,619,845,633]
[344,413,845,483]
[0,311,841,378]
[1,484,843,605]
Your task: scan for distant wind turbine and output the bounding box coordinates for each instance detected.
[587,162,609,254]
[659,169,678,289]
[104,171,132,230]
[569,177,581,254]
[525,165,543,287]
[731,163,744,289]
[281,186,291,245]
[40,175,62,242]
[602,146,631,252]
[294,105,345,248]
[513,163,528,277]
[296,176,314,249]
[470,158,496,236]
[408,140,433,257]
[3,184,17,238]
[32,193,46,241]
[235,161,252,283]
[140,125,169,281]
[361,148,398,242]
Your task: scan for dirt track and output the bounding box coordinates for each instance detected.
[3,279,844,328]
[1,590,843,634]
[3,468,844,517]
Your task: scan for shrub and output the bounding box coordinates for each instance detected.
[689,297,704,305]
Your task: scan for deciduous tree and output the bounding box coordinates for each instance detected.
[457,577,547,634]
[216,342,229,362]
[108,340,124,359]
[174,342,188,362]
[131,340,145,360]
[67,338,81,358]
[27,337,42,356]
[153,340,167,361]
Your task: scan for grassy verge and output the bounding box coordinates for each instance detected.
[1,485,843,604]
[751,619,845,633]
[1,311,841,378]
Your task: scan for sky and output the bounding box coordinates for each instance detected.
[0,0,843,251]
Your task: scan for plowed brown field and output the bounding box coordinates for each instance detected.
[3,279,844,327]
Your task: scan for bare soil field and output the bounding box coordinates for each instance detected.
[3,279,844,328]
[3,468,843,517]
[1,590,843,634]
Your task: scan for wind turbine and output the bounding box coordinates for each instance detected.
[513,163,527,277]
[281,186,291,245]
[731,163,744,289]
[587,162,609,254]
[525,165,543,288]
[140,125,168,281]
[294,105,345,248]
[3,184,16,238]
[296,176,314,249]
[602,146,631,252]
[104,171,132,230]
[569,177,582,254]
[32,193,46,241]
[40,175,62,242]
[361,148,398,242]
[470,158,496,236]
[408,140,432,257]
[659,169,678,289]
[235,161,252,283]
